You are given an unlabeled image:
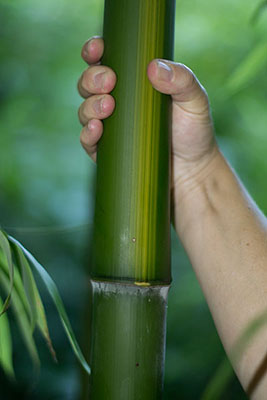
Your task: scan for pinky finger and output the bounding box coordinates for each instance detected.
[80,119,103,162]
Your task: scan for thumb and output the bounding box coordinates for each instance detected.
[147,59,216,169]
[147,59,210,117]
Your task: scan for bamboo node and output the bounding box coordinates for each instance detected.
[134,281,151,287]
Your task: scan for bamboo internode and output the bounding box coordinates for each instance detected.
[92,0,175,284]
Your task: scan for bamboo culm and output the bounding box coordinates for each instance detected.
[89,1,175,398]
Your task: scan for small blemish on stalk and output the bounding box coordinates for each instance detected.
[136,362,139,367]
[132,237,136,243]
[134,281,150,286]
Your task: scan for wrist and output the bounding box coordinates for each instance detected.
[171,146,227,239]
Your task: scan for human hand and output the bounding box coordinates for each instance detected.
[78,37,116,163]
[78,36,219,203]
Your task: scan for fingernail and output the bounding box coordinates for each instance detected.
[93,98,103,114]
[94,71,106,89]
[156,61,173,81]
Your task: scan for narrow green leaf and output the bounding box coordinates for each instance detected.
[0,248,31,320]
[8,235,91,375]
[1,244,56,362]
[0,231,14,315]
[0,269,40,368]
[34,283,57,363]
[226,42,267,95]
[0,295,15,379]
[11,242,38,332]
[11,242,57,361]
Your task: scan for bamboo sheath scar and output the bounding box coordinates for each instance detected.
[89,0,175,398]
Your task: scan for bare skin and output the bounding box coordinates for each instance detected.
[78,37,267,399]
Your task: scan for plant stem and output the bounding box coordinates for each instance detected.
[92,0,175,284]
[89,281,169,399]
[88,1,175,398]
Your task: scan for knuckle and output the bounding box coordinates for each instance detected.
[177,64,196,90]
[78,71,90,96]
[81,69,90,91]
[78,103,86,124]
[80,132,87,147]
[85,66,109,92]
[183,67,196,90]
[80,131,85,144]
[77,75,83,93]
[80,128,90,147]
[188,72,196,89]
[181,65,209,101]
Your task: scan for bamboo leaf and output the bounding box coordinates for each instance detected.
[11,242,57,361]
[11,242,38,332]
[0,231,14,315]
[0,269,40,368]
[1,242,56,362]
[0,295,15,379]
[8,235,91,375]
[34,284,57,363]
[0,248,31,320]
[226,42,267,95]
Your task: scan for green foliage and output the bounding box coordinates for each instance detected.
[0,232,14,316]
[226,41,267,95]
[0,296,14,379]
[0,231,90,379]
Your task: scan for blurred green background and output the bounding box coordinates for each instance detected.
[0,0,267,398]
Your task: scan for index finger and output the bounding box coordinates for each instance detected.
[81,36,104,65]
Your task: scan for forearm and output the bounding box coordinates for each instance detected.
[173,149,267,398]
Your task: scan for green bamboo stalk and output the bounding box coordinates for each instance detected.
[89,0,175,398]
[89,282,169,399]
